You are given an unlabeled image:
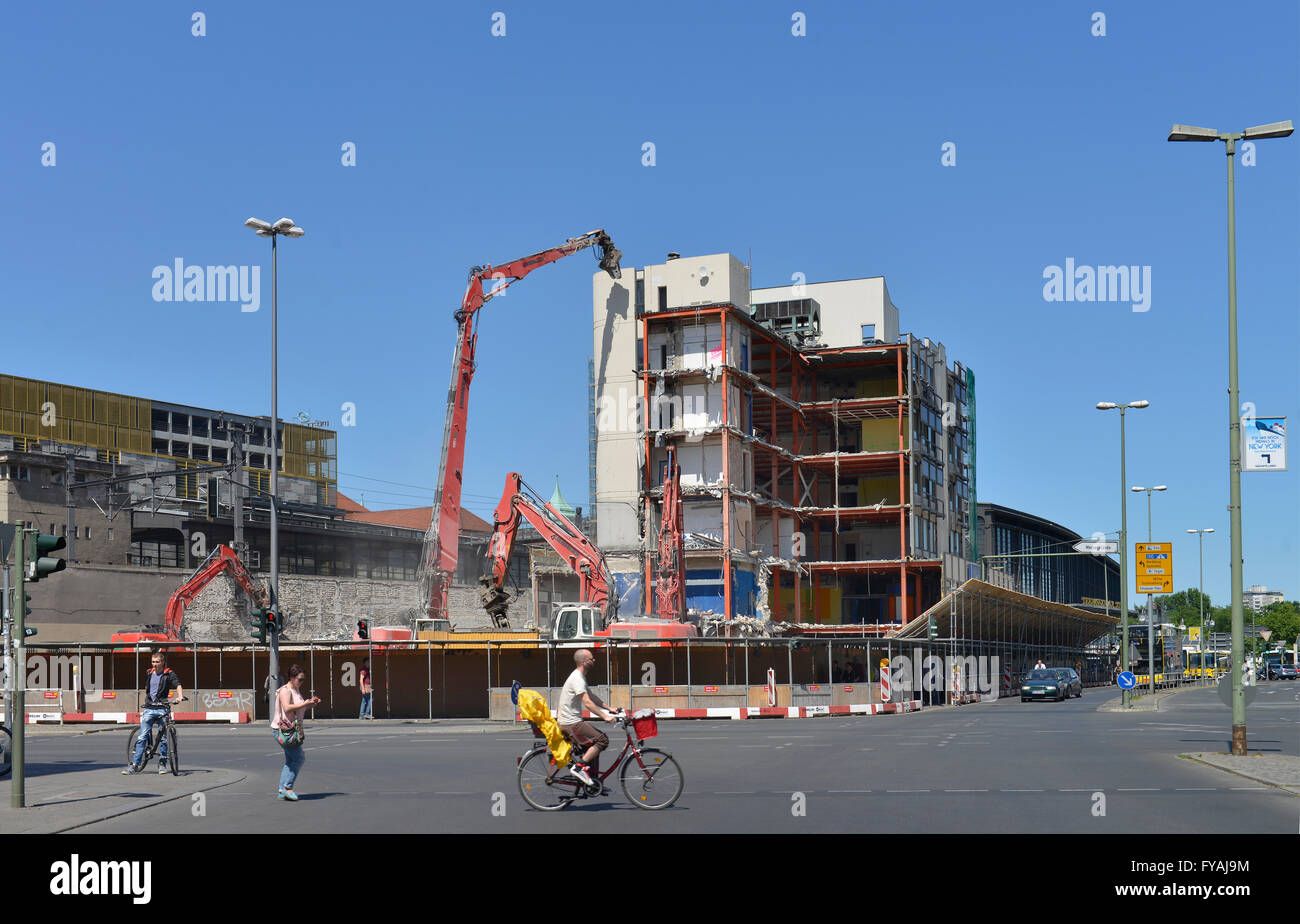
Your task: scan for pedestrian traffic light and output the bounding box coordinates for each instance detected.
[927,616,938,641]
[357,619,369,640]
[250,607,269,644]
[27,533,66,583]
[206,477,219,518]
[266,609,278,637]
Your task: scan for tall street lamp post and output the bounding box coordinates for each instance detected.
[1132,484,1167,694]
[244,216,304,698]
[1168,119,1292,754]
[1096,400,1149,707]
[1187,528,1214,685]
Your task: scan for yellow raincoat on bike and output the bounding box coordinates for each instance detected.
[516,688,571,767]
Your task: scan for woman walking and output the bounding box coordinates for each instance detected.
[272,665,320,801]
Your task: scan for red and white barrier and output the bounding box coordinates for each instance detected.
[879,658,891,703]
[570,701,923,721]
[27,712,250,724]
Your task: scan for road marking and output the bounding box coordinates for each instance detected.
[1117,788,1159,791]
[739,745,771,749]
[433,791,474,795]
[1175,788,1216,791]
[828,789,873,793]
[886,789,930,793]
[1001,789,1044,792]
[716,791,756,794]
[1229,787,1269,791]
[944,789,988,792]
[1058,789,1093,792]
[681,736,730,740]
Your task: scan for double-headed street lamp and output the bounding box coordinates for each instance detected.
[1096,400,1149,707]
[244,216,305,696]
[1132,484,1167,694]
[1187,528,1215,684]
[1168,118,1292,754]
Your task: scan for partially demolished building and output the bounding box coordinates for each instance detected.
[592,253,976,631]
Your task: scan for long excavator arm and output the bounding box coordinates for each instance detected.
[161,544,271,641]
[478,473,612,629]
[419,230,621,625]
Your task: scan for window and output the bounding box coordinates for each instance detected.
[861,324,876,344]
[657,286,667,311]
[84,526,91,540]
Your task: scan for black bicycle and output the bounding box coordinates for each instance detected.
[126,697,184,775]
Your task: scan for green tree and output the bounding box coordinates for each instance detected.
[1162,588,1213,633]
[1259,600,1300,647]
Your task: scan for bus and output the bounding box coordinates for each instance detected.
[1183,648,1229,680]
[1132,630,1181,685]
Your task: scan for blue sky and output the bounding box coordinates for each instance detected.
[3,1,1296,605]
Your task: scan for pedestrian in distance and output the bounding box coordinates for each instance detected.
[1034,658,1046,670]
[122,651,183,775]
[272,665,320,801]
[359,657,373,719]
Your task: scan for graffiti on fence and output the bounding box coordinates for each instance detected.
[199,690,255,712]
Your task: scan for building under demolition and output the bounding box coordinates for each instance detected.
[592,254,976,630]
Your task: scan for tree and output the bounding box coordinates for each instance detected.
[1259,600,1300,647]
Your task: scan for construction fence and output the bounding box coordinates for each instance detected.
[4,633,1112,722]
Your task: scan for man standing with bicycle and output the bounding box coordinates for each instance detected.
[558,649,619,787]
[122,651,183,775]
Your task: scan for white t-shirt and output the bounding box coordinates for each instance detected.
[557,669,588,726]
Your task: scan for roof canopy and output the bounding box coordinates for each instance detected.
[894,579,1119,649]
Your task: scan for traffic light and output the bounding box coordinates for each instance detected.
[927,616,939,641]
[357,619,369,640]
[250,607,268,644]
[28,533,66,583]
[206,477,219,518]
[266,609,278,637]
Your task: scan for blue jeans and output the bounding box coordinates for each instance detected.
[132,708,169,766]
[278,736,306,791]
[360,692,372,718]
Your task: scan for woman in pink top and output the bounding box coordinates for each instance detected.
[272,665,320,801]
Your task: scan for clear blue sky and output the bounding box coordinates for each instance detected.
[3,1,1296,606]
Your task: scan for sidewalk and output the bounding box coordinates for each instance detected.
[0,765,245,833]
[1180,753,1300,794]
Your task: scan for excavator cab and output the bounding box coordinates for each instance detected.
[552,604,602,641]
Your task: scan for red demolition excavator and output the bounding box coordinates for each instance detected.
[478,468,697,642]
[112,544,270,646]
[419,230,622,628]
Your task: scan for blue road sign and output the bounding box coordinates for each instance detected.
[510,680,521,705]
[1117,671,1137,689]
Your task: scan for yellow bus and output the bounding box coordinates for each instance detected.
[1183,649,1229,680]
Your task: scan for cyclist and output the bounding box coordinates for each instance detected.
[557,648,620,786]
[122,651,183,774]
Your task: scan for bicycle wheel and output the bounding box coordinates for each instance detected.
[166,725,180,775]
[0,726,11,777]
[126,727,142,764]
[620,748,683,810]
[517,749,579,811]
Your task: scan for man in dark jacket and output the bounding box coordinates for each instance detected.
[122,652,183,774]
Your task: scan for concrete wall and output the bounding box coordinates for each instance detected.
[750,277,899,348]
[20,562,525,642]
[593,267,641,552]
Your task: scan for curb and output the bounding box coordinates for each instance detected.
[51,771,250,834]
[1178,754,1300,797]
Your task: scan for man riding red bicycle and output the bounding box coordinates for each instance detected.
[557,648,620,787]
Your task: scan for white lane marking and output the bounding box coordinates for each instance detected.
[716,791,756,794]
[1117,788,1159,791]
[1175,788,1216,791]
[944,789,988,792]
[828,789,873,793]
[886,789,930,793]
[1229,787,1270,791]
[1001,789,1044,792]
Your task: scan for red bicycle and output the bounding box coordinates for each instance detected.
[517,710,684,811]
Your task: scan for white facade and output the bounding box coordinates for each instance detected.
[750,277,899,348]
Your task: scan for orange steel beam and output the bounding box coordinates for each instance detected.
[897,345,908,627]
[643,314,653,612]
[721,310,732,621]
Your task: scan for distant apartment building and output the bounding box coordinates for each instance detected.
[1243,585,1284,612]
[592,254,975,630]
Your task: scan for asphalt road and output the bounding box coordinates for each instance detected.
[27,683,1300,833]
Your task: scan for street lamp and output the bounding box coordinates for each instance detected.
[1187,528,1214,684]
[1131,485,1167,694]
[1097,400,1149,706]
[244,216,305,697]
[1168,118,1292,755]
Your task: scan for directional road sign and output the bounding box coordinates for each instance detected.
[1135,542,1173,594]
[1073,539,1119,555]
[1117,671,1136,690]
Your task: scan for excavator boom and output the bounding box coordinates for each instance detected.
[478,473,612,628]
[419,230,621,625]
